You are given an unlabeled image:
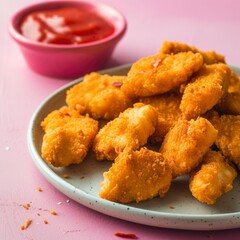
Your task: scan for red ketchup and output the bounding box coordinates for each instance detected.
[20,7,115,45]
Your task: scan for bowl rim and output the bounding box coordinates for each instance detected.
[8,0,127,50]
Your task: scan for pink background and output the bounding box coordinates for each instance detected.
[1,0,240,239]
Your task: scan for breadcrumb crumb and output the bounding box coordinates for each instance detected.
[50,210,57,215]
[22,203,30,210]
[43,219,48,224]
[38,187,43,192]
[20,218,32,230]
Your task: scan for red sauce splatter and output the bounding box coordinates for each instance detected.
[114,232,138,239]
[20,7,114,45]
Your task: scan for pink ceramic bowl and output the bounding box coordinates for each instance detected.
[8,0,127,78]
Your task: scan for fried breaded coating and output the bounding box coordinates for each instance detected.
[217,92,240,115]
[140,93,182,142]
[227,71,240,93]
[210,114,240,169]
[41,107,98,167]
[180,64,231,119]
[66,72,133,120]
[160,118,218,178]
[189,150,237,205]
[159,41,225,64]
[121,52,203,97]
[216,72,240,115]
[99,147,172,203]
[93,103,158,161]
[41,106,82,132]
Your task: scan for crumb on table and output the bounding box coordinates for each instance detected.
[50,210,57,215]
[20,218,32,230]
[63,173,70,178]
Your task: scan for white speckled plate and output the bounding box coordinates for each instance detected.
[28,64,240,230]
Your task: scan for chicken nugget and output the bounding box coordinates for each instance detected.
[180,64,231,119]
[140,93,182,142]
[159,41,225,64]
[160,118,218,178]
[227,71,240,93]
[66,72,133,120]
[93,103,158,161]
[216,72,240,115]
[41,107,98,167]
[210,114,240,169]
[41,106,83,132]
[121,52,203,97]
[189,150,237,205]
[99,147,172,203]
[217,92,240,115]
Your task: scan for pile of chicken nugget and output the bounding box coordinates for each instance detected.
[41,41,240,205]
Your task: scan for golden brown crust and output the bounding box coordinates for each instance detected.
[217,92,240,115]
[66,72,133,120]
[41,106,83,132]
[121,52,203,97]
[140,93,182,142]
[39,41,240,206]
[216,72,240,115]
[160,118,218,178]
[41,107,98,167]
[189,150,237,205]
[159,41,225,64]
[99,147,172,203]
[180,64,231,119]
[93,103,158,161]
[210,114,240,169]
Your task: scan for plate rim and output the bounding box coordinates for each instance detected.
[27,64,240,230]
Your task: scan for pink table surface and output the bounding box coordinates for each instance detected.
[1,0,240,239]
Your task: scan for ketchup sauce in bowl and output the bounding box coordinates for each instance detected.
[9,1,127,78]
[20,7,115,45]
